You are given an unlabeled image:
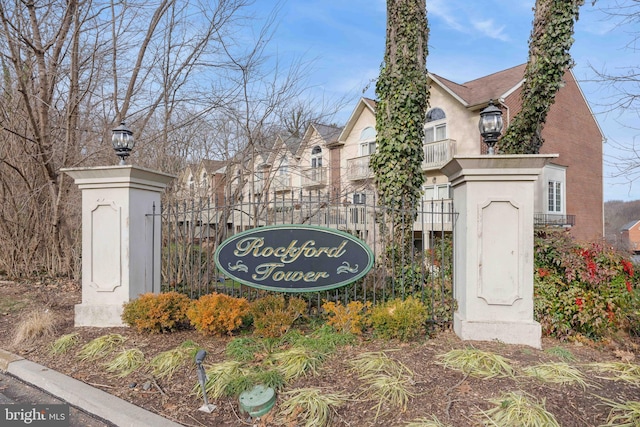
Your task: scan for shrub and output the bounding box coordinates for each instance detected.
[322,300,371,334]
[187,292,250,336]
[122,292,191,333]
[249,295,307,338]
[534,229,638,340]
[370,296,428,341]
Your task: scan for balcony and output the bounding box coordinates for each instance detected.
[301,167,327,189]
[347,155,373,180]
[272,174,292,192]
[422,139,456,170]
[534,213,575,228]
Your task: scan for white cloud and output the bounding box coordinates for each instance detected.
[472,19,509,42]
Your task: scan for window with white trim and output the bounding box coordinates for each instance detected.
[279,157,289,175]
[359,127,376,156]
[548,180,562,213]
[353,192,367,204]
[311,146,322,168]
[424,108,447,143]
[423,183,451,200]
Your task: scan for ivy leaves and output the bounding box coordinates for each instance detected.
[372,0,429,210]
[500,0,585,154]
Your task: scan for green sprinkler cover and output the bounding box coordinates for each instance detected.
[238,385,276,418]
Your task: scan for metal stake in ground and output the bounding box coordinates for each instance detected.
[195,349,217,413]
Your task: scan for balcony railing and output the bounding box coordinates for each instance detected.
[272,174,292,192]
[534,213,576,227]
[301,166,327,188]
[422,139,456,170]
[346,155,373,180]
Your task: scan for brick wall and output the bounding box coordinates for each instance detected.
[503,71,604,242]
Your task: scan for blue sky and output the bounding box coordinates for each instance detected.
[251,0,637,202]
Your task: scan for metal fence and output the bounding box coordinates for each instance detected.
[157,196,457,324]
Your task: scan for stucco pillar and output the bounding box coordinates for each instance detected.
[62,166,175,327]
[441,155,557,349]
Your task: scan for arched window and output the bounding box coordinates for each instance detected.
[200,171,208,188]
[359,126,376,156]
[424,108,447,143]
[187,174,194,191]
[311,146,322,168]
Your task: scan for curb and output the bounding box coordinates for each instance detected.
[0,349,182,427]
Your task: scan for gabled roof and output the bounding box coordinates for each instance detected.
[297,123,343,156]
[338,98,377,142]
[312,123,342,143]
[429,64,526,107]
[265,134,302,165]
[200,159,226,174]
[621,220,640,231]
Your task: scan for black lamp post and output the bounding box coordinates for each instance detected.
[478,100,503,155]
[112,121,135,165]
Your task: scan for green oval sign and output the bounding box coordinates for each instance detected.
[214,225,374,292]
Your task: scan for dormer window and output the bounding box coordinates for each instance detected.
[187,174,194,191]
[200,172,208,188]
[359,126,376,156]
[424,108,447,143]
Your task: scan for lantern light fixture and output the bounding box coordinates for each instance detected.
[112,121,135,165]
[478,100,504,155]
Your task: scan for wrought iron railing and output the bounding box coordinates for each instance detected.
[534,213,576,227]
[155,198,457,324]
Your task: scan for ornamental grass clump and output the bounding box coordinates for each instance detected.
[122,291,191,333]
[271,347,323,382]
[436,348,514,379]
[405,415,452,427]
[187,292,249,336]
[104,348,145,377]
[588,362,640,385]
[49,332,79,355]
[12,309,57,347]
[149,340,199,379]
[277,388,348,427]
[522,362,588,390]
[195,360,249,399]
[225,337,265,362]
[479,391,559,427]
[77,334,126,361]
[350,351,415,419]
[599,397,640,426]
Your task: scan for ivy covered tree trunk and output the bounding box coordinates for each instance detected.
[500,0,584,154]
[371,0,429,270]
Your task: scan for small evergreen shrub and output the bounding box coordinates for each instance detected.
[370,296,428,341]
[187,292,250,336]
[322,300,371,334]
[249,295,307,338]
[122,292,191,333]
[534,229,638,340]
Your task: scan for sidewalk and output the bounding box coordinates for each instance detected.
[0,349,182,427]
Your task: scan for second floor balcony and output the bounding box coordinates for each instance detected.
[272,174,292,192]
[347,155,373,181]
[422,139,456,170]
[301,166,328,189]
[534,213,576,228]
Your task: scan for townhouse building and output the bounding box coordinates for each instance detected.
[178,64,604,244]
